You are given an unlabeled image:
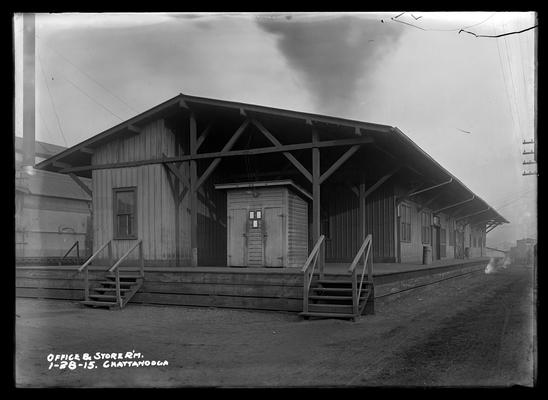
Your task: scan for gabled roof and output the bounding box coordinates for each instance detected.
[34,92,508,225]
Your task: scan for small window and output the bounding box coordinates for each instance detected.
[113,187,137,239]
[249,209,261,229]
[400,203,412,242]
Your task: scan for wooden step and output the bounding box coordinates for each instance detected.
[317,280,353,286]
[93,287,132,293]
[309,295,353,301]
[81,300,119,308]
[311,287,353,293]
[99,281,138,287]
[105,274,142,280]
[308,304,354,313]
[89,294,118,300]
[299,311,356,319]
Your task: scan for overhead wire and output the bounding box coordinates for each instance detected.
[37,51,68,147]
[35,33,139,115]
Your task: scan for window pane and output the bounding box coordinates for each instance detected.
[117,191,134,214]
[256,211,262,219]
[249,211,254,219]
[118,215,128,236]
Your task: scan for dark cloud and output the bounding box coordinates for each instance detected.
[257,15,404,116]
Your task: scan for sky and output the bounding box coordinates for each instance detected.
[13,12,537,248]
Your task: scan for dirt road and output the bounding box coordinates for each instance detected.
[15,264,535,387]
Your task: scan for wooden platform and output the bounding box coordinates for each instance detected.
[15,258,491,313]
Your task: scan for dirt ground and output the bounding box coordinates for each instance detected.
[14,264,535,388]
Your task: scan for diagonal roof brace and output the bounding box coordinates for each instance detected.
[433,195,475,214]
[456,207,491,222]
[408,178,453,197]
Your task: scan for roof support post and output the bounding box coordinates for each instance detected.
[189,112,198,267]
[163,163,182,267]
[359,177,366,242]
[433,196,475,214]
[311,127,323,278]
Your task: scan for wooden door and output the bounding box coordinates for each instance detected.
[228,208,247,266]
[264,207,284,267]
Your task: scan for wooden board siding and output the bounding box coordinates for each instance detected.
[91,118,225,267]
[15,267,308,312]
[324,183,395,263]
[287,191,308,268]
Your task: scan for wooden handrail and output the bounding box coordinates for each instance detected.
[78,239,112,302]
[301,235,325,273]
[349,234,373,316]
[108,240,142,273]
[107,240,143,309]
[78,240,111,272]
[302,235,325,314]
[348,234,372,273]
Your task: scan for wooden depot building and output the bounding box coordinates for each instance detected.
[31,93,508,318]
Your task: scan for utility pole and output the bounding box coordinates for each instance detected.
[523,12,538,177]
[22,13,35,167]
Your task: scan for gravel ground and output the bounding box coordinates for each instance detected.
[14,264,535,388]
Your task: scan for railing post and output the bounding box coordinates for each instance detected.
[303,271,309,313]
[108,241,113,268]
[84,268,89,301]
[352,268,358,316]
[76,241,80,260]
[139,241,144,278]
[319,243,325,280]
[368,244,373,282]
[115,268,122,309]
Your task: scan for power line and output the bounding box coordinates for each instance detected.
[459,24,538,38]
[37,52,68,147]
[60,71,125,122]
[38,49,125,121]
[37,107,57,145]
[36,33,139,115]
[389,12,497,32]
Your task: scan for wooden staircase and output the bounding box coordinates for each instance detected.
[82,272,143,309]
[79,240,145,310]
[299,278,373,320]
[300,234,375,321]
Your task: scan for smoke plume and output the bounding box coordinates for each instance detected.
[256,14,405,117]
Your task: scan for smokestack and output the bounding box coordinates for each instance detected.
[22,13,35,167]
